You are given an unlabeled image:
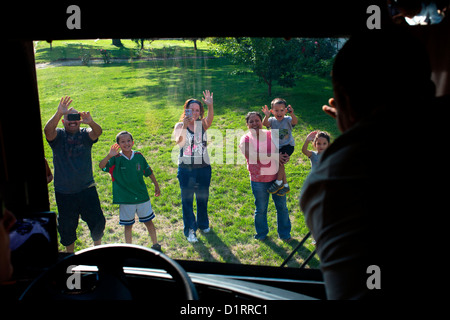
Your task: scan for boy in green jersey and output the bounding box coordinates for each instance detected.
[100,131,161,251]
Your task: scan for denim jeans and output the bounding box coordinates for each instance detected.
[177,165,211,237]
[250,180,291,240]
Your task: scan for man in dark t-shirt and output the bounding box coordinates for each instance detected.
[44,96,105,252]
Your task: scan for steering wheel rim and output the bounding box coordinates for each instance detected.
[20,244,198,300]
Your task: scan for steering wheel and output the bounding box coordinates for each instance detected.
[20,244,198,300]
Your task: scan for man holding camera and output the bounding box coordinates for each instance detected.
[44,96,105,252]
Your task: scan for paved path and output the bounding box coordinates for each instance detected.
[35,56,216,69]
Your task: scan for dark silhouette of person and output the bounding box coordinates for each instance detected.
[300,27,439,299]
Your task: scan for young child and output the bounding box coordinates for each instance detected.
[262,98,298,196]
[301,131,331,169]
[302,130,331,247]
[99,131,162,251]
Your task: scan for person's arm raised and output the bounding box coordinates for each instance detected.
[202,90,214,130]
[44,96,72,141]
[80,111,102,141]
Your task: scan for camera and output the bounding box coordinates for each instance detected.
[185,109,193,118]
[67,113,81,121]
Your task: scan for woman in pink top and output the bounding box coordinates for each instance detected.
[239,112,292,241]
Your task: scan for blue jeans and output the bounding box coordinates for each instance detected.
[251,180,291,240]
[177,165,211,237]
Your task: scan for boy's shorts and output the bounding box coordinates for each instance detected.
[119,200,155,226]
[280,145,295,156]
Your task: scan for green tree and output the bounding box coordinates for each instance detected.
[297,38,337,77]
[211,38,302,96]
[183,38,206,50]
[211,37,336,96]
[132,38,158,50]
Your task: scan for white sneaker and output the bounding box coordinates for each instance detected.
[201,228,210,233]
[187,229,198,243]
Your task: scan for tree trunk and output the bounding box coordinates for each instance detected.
[112,39,124,47]
[260,73,272,96]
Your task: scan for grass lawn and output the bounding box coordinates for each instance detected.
[36,39,338,268]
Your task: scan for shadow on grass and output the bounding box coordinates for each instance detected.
[189,229,319,268]
[36,41,211,63]
[191,230,241,264]
[263,237,320,269]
